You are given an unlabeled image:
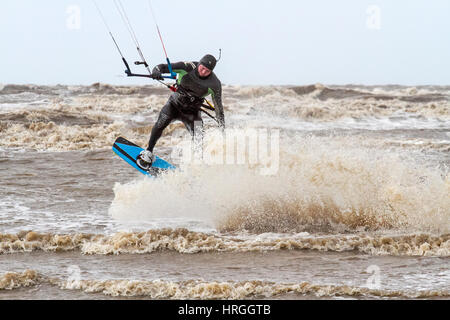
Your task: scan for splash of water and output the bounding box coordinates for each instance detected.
[109,135,449,234]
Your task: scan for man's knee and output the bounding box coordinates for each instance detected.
[154,112,172,130]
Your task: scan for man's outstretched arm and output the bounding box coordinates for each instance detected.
[152,61,197,76]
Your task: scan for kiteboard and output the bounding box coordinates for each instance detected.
[113,137,176,176]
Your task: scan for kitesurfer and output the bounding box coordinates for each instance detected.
[137,54,225,169]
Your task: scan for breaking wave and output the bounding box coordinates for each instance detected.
[0,83,168,96]
[0,109,181,151]
[56,279,449,299]
[1,270,448,298]
[0,270,39,290]
[0,84,448,151]
[232,84,449,121]
[0,230,448,257]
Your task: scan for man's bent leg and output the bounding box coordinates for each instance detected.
[147,99,179,152]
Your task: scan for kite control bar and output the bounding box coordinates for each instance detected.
[129,60,176,80]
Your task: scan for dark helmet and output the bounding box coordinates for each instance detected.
[199,54,217,71]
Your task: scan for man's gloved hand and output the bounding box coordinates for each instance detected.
[151,67,163,80]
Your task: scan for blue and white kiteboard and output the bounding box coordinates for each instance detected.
[113,137,176,176]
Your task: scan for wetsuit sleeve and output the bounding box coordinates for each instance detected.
[153,61,197,74]
[212,83,225,130]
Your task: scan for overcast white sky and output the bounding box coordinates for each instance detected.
[1,0,449,86]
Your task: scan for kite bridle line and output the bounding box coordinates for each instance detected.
[148,0,177,79]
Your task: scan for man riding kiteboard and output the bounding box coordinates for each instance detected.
[137,54,225,170]
[93,1,225,173]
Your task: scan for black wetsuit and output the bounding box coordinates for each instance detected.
[147,61,225,153]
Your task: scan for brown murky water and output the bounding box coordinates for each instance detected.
[0,84,448,299]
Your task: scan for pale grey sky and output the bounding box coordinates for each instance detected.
[1,0,449,86]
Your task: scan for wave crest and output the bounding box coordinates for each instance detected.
[57,279,449,299]
[1,270,446,298]
[0,270,39,290]
[0,230,448,257]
